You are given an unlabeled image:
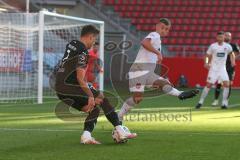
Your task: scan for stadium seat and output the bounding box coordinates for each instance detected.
[115,0,124,5]
[103,0,114,5]
[104,0,240,46]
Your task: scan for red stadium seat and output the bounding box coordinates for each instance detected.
[104,0,240,46]
[193,39,200,45]
[169,39,177,45]
[103,0,115,5]
[179,32,186,37]
[115,0,124,5]
[173,25,181,31]
[114,6,121,12]
[130,0,138,5]
[213,0,220,6]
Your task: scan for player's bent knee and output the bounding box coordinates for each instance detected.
[133,95,143,104]
[223,84,229,88]
[206,83,212,88]
[222,82,230,88]
[134,98,142,104]
[153,79,173,93]
[153,79,172,89]
[95,93,104,105]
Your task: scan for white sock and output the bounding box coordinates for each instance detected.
[118,97,136,121]
[222,87,229,106]
[162,85,182,96]
[82,131,92,139]
[199,87,210,104]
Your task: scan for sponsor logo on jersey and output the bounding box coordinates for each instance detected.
[136,83,141,89]
[217,52,225,57]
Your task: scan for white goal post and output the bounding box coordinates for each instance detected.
[0,11,104,104]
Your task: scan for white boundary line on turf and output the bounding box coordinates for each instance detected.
[0,127,240,136]
[0,101,58,107]
[228,103,240,108]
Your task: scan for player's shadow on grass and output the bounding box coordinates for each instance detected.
[209,115,240,119]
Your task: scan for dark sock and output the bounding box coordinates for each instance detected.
[228,84,232,99]
[215,83,222,100]
[100,98,121,127]
[84,107,100,132]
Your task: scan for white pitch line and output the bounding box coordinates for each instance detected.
[0,128,79,132]
[0,127,240,136]
[0,101,58,107]
[228,103,240,108]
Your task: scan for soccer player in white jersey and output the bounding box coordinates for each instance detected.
[211,32,238,106]
[118,18,199,122]
[196,31,235,109]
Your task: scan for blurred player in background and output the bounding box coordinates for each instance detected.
[86,42,103,89]
[212,32,239,106]
[196,31,235,109]
[118,18,199,122]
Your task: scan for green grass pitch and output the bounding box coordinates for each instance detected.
[0,89,240,160]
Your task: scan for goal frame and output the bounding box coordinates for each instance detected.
[38,11,105,104]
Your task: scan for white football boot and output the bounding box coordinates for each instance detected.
[80,131,101,144]
[115,125,137,140]
[221,100,228,109]
[211,100,219,106]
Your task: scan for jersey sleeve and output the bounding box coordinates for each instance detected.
[145,32,158,39]
[144,32,160,48]
[206,44,213,55]
[145,32,159,42]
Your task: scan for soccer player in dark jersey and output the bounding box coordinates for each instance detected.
[212,32,238,106]
[54,25,136,144]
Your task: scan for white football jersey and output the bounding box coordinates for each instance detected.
[207,42,233,71]
[134,32,161,64]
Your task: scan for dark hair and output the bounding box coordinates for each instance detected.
[217,31,225,35]
[94,42,99,45]
[81,25,99,37]
[159,18,171,26]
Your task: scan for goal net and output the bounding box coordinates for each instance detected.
[0,11,104,104]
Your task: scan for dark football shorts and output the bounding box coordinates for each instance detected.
[227,68,235,81]
[56,84,100,111]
